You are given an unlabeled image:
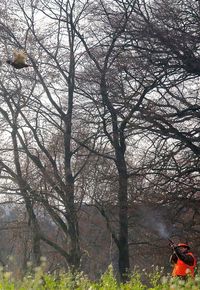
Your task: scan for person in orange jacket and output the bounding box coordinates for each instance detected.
[169,241,197,279]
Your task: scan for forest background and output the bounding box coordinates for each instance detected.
[0,0,199,282]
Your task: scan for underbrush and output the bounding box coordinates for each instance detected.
[0,264,199,289]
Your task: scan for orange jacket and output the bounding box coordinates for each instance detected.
[172,252,197,277]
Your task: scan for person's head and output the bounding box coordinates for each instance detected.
[177,243,190,253]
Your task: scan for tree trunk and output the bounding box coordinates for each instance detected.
[12,124,42,269]
[64,114,81,269]
[116,149,129,281]
[27,202,42,267]
[63,22,81,267]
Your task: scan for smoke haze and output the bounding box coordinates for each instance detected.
[139,206,171,239]
[154,221,169,239]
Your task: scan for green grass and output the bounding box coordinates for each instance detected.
[0,264,199,289]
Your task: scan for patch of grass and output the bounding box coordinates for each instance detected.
[0,264,199,289]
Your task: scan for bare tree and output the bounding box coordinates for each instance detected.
[69,0,167,280]
[120,0,200,253]
[0,0,93,271]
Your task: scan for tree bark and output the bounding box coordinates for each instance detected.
[116,149,129,281]
[63,5,81,269]
[12,122,42,268]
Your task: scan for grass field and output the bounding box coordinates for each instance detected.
[0,264,199,289]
